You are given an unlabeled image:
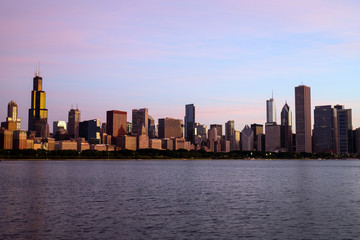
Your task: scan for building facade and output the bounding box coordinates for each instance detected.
[185,104,195,144]
[295,85,312,153]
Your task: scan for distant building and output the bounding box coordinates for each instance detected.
[28,70,48,137]
[13,130,27,149]
[1,101,21,130]
[158,118,182,139]
[79,119,101,144]
[313,105,338,154]
[334,105,353,154]
[265,125,281,152]
[354,128,360,154]
[210,124,222,139]
[106,110,127,143]
[127,122,132,134]
[241,125,254,151]
[281,103,292,152]
[149,139,162,150]
[225,120,236,151]
[295,85,312,153]
[53,121,67,134]
[68,108,80,138]
[251,124,263,151]
[195,123,207,145]
[0,128,13,149]
[116,135,137,150]
[266,96,276,124]
[148,115,157,138]
[185,104,195,144]
[132,108,148,136]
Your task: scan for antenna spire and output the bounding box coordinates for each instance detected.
[38,61,40,76]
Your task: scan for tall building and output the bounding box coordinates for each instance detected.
[313,105,338,154]
[251,124,263,151]
[132,108,148,136]
[79,119,101,144]
[158,118,182,139]
[106,110,127,143]
[281,103,292,152]
[28,70,48,137]
[1,101,21,130]
[68,108,80,138]
[210,124,222,138]
[53,121,67,135]
[334,105,353,154]
[225,120,236,151]
[265,125,281,152]
[295,85,312,153]
[148,115,156,138]
[185,104,195,144]
[266,96,276,124]
[241,125,254,151]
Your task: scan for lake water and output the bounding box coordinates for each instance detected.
[1,160,360,239]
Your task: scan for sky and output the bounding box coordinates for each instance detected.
[1,0,360,132]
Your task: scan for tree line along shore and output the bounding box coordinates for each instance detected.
[1,149,359,160]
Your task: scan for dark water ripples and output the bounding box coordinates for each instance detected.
[1,160,360,239]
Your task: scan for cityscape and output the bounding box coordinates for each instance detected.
[0,70,358,156]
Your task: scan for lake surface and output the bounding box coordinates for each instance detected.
[1,160,360,239]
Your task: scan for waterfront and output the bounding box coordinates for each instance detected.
[1,160,360,239]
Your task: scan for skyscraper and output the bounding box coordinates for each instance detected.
[106,110,127,143]
[158,118,182,139]
[68,108,80,138]
[334,105,353,154]
[281,103,292,151]
[1,101,21,130]
[210,124,222,138]
[79,119,101,144]
[313,105,338,154]
[28,69,48,137]
[241,125,254,151]
[132,108,148,136]
[266,96,276,124]
[295,85,312,153]
[185,104,195,144]
[225,120,236,151]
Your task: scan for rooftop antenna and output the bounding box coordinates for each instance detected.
[76,104,78,110]
[35,62,37,77]
[38,61,40,76]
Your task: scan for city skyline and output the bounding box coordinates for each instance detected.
[1,0,360,131]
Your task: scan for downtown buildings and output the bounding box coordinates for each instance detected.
[1,71,360,155]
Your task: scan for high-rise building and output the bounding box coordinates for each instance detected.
[1,101,21,130]
[148,115,157,138]
[79,119,101,144]
[313,105,338,154]
[68,108,80,138]
[225,120,237,151]
[106,110,127,144]
[281,103,292,152]
[28,70,48,137]
[241,125,254,151]
[210,124,222,138]
[53,121,67,135]
[265,125,281,152]
[334,105,353,154]
[132,108,148,136]
[158,118,182,139]
[251,124,263,151]
[295,85,312,153]
[185,104,195,144]
[266,96,276,124]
